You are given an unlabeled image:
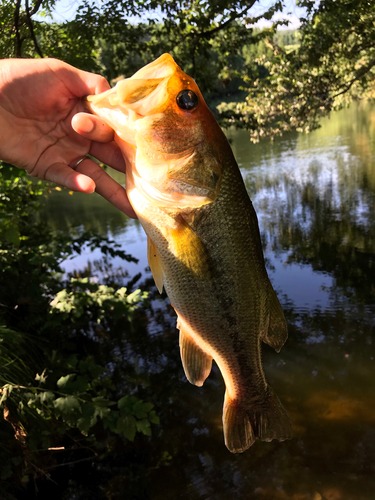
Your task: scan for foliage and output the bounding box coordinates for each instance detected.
[0,163,44,247]
[0,163,160,493]
[2,1,375,141]
[236,0,375,140]
[0,1,288,100]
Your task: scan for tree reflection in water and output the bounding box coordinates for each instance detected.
[37,102,375,499]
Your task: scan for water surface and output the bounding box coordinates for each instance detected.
[42,101,375,499]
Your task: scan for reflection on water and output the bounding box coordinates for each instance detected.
[41,102,375,499]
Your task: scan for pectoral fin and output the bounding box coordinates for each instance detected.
[168,216,211,278]
[178,317,212,387]
[147,236,164,293]
[262,282,288,352]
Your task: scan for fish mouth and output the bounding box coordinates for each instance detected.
[86,55,177,146]
[86,54,221,210]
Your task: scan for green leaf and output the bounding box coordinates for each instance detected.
[3,223,20,247]
[76,403,96,433]
[53,395,81,415]
[148,410,160,425]
[91,396,114,407]
[67,354,78,369]
[133,400,148,419]
[57,373,76,389]
[126,289,143,304]
[56,373,89,395]
[142,402,154,413]
[93,405,111,420]
[38,391,55,404]
[116,415,137,441]
[117,395,131,411]
[72,375,89,393]
[136,418,151,436]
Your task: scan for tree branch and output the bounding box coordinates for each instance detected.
[331,56,375,99]
[14,0,22,57]
[28,0,44,17]
[192,1,257,40]
[25,0,44,57]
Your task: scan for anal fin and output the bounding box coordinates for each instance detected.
[262,282,288,352]
[147,235,164,294]
[178,317,212,387]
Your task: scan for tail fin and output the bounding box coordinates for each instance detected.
[223,387,292,454]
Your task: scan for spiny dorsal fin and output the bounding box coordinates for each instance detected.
[177,316,212,387]
[147,235,164,294]
[261,282,288,353]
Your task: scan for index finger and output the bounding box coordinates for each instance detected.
[76,158,137,218]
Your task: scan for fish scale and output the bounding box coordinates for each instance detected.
[87,53,292,453]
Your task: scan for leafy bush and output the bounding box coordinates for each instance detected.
[0,163,159,494]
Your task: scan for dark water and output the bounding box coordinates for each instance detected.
[42,101,375,499]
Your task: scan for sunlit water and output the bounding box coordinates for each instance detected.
[41,101,375,499]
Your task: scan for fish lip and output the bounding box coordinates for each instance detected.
[86,75,170,119]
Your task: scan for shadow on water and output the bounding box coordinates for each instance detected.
[33,102,375,499]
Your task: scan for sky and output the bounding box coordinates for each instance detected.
[46,0,305,29]
[250,0,306,29]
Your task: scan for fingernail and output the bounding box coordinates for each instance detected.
[76,175,95,193]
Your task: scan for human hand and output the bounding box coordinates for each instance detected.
[0,58,136,218]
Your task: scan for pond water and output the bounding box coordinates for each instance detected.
[42,101,375,499]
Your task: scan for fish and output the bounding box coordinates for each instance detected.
[86,54,292,453]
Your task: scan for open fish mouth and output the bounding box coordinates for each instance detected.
[86,54,221,209]
[86,78,169,146]
[86,55,176,146]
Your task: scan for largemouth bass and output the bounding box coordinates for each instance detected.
[87,54,292,453]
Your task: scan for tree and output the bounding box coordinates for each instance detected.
[229,0,375,141]
[1,1,287,93]
[0,164,163,493]
[3,0,374,141]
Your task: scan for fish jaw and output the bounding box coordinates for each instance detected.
[86,77,170,147]
[86,55,179,147]
[86,54,223,211]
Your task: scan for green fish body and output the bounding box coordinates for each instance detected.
[87,54,292,453]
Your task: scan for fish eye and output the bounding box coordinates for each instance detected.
[176,90,199,111]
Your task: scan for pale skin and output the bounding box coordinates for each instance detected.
[0,57,136,218]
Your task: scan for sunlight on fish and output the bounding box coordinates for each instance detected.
[86,53,292,453]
